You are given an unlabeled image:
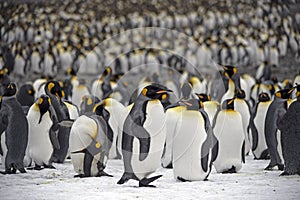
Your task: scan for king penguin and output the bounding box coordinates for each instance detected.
[213,99,245,173]
[26,94,59,170]
[96,98,126,159]
[264,88,294,170]
[277,85,300,176]
[250,92,272,159]
[0,83,28,174]
[44,80,71,163]
[233,89,252,155]
[172,99,218,181]
[69,104,113,178]
[117,84,172,187]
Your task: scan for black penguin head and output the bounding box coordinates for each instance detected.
[67,67,77,76]
[258,92,271,102]
[45,80,64,99]
[80,95,100,114]
[222,65,237,78]
[195,93,211,102]
[100,66,112,80]
[235,89,246,99]
[222,98,234,110]
[181,82,192,99]
[36,94,51,124]
[275,88,294,99]
[16,83,35,106]
[179,99,204,111]
[2,82,17,97]
[141,84,172,100]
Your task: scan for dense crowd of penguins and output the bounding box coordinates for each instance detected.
[0,0,300,187]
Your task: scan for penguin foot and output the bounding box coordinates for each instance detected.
[74,174,88,178]
[165,163,173,169]
[264,164,276,171]
[18,168,26,173]
[96,171,113,177]
[277,164,284,171]
[138,175,163,187]
[222,166,236,174]
[44,164,56,169]
[34,165,43,170]
[0,168,17,174]
[117,172,138,185]
[177,176,190,182]
[280,171,293,176]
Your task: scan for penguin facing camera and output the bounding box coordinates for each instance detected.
[117,84,172,187]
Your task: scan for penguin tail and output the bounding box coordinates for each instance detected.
[139,175,163,187]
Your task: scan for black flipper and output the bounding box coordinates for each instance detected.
[139,175,163,187]
[49,128,60,150]
[242,141,245,163]
[83,152,93,177]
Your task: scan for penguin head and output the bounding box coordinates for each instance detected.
[181,82,192,99]
[275,88,294,99]
[2,82,17,97]
[141,84,172,100]
[222,65,237,78]
[80,95,100,114]
[222,98,234,110]
[45,80,64,99]
[179,99,204,111]
[100,66,112,80]
[36,94,51,124]
[258,92,271,102]
[66,67,77,76]
[235,89,246,99]
[16,83,35,107]
[195,93,211,102]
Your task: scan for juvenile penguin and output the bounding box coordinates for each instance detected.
[79,95,100,116]
[0,83,28,174]
[172,99,218,181]
[117,84,172,187]
[264,88,294,170]
[27,95,59,170]
[277,85,300,176]
[250,93,272,159]
[16,83,35,115]
[69,106,112,177]
[213,99,245,173]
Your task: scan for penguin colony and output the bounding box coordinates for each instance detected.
[0,0,300,187]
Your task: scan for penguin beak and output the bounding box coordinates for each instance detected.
[288,87,295,94]
[156,89,173,94]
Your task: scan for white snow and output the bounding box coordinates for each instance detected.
[0,155,299,200]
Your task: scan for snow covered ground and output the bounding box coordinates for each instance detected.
[0,155,299,200]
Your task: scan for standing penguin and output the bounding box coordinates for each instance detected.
[117,84,172,187]
[69,106,112,178]
[220,65,239,105]
[0,83,28,174]
[16,83,35,115]
[250,92,272,159]
[277,85,300,176]
[213,99,245,173]
[233,89,252,155]
[96,98,126,159]
[172,99,218,181]
[91,67,113,99]
[264,88,294,170]
[44,80,71,163]
[27,95,59,170]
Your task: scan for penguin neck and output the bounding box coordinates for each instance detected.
[2,95,16,101]
[228,79,235,91]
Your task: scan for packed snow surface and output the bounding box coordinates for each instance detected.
[0,155,299,200]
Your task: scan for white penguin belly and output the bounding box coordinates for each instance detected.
[173,111,208,181]
[131,101,166,179]
[27,110,53,166]
[213,111,245,173]
[253,103,269,158]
